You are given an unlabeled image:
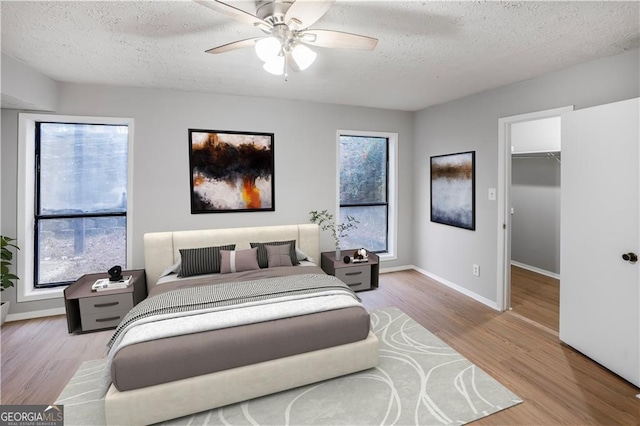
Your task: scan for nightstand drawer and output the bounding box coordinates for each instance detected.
[80,309,129,331]
[320,251,379,293]
[336,265,371,291]
[65,269,146,333]
[79,293,133,315]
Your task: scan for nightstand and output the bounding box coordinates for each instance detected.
[64,269,147,333]
[321,250,379,291]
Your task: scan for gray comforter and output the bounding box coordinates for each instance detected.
[99,272,362,396]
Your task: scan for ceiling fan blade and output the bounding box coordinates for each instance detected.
[285,0,335,30]
[205,37,264,54]
[299,29,378,50]
[194,0,272,29]
[286,52,301,73]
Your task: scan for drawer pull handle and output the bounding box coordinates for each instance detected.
[96,316,121,323]
[94,302,119,308]
[348,283,362,287]
[345,271,362,276]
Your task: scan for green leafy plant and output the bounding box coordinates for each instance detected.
[1,236,20,291]
[309,210,359,250]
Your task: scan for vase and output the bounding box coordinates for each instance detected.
[335,247,341,261]
[1,301,9,326]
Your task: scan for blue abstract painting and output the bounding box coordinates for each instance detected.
[431,151,475,230]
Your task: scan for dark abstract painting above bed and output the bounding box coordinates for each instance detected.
[188,129,275,213]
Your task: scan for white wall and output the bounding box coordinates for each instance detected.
[511,157,561,274]
[3,48,639,316]
[1,53,58,111]
[1,84,414,316]
[413,48,639,304]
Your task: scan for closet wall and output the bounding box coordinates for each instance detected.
[511,117,561,275]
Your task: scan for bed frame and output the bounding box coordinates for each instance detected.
[104,224,379,425]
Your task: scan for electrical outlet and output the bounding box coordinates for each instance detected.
[473,264,480,277]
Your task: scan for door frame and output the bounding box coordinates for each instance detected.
[496,105,574,311]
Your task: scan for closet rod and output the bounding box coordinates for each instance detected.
[512,151,561,164]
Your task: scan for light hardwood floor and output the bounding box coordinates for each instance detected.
[1,270,638,424]
[510,265,560,333]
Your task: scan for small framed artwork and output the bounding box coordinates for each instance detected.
[188,129,275,213]
[430,151,475,230]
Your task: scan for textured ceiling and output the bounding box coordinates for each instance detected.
[1,1,639,111]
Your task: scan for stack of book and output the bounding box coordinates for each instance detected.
[91,275,133,292]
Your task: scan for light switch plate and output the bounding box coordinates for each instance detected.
[488,188,496,201]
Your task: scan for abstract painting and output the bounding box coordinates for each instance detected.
[430,151,475,230]
[189,129,274,213]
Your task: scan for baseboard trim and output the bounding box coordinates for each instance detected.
[6,307,66,322]
[411,266,500,311]
[380,265,414,274]
[511,261,560,280]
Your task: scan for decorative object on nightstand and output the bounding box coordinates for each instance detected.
[309,209,359,260]
[108,265,123,281]
[91,275,133,292]
[321,250,379,292]
[64,269,147,333]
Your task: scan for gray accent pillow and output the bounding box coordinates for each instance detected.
[250,240,299,268]
[220,248,260,274]
[266,244,293,268]
[178,244,235,277]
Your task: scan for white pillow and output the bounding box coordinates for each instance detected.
[296,247,309,262]
[159,259,181,278]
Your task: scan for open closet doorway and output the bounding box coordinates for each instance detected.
[496,106,573,332]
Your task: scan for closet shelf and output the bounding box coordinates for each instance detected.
[512,150,561,163]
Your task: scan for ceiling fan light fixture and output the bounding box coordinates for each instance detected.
[197,0,378,78]
[299,32,317,43]
[263,56,285,75]
[291,44,317,70]
[255,36,282,62]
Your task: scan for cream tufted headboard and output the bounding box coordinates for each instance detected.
[143,224,320,291]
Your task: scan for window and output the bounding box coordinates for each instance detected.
[338,130,397,258]
[35,123,128,287]
[18,114,133,300]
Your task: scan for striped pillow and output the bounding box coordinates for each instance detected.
[250,240,299,268]
[178,244,235,277]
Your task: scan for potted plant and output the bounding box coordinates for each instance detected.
[1,235,20,325]
[309,210,359,260]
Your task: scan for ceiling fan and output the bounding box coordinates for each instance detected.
[194,0,378,77]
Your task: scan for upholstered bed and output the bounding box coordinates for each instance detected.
[103,224,379,425]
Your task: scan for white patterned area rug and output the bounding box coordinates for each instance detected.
[56,306,522,425]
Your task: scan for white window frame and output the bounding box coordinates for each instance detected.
[17,113,134,302]
[336,129,398,262]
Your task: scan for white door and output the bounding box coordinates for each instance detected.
[560,97,639,387]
